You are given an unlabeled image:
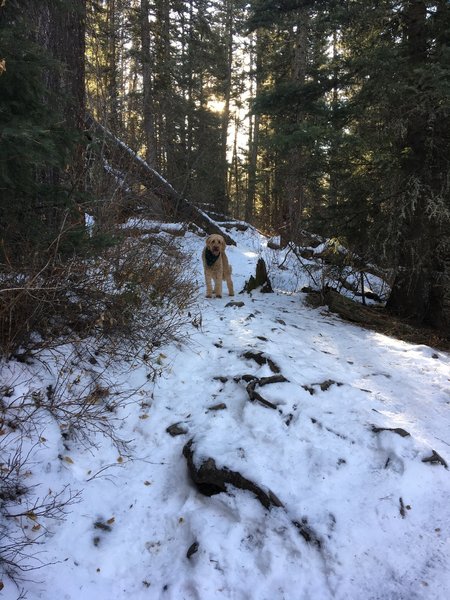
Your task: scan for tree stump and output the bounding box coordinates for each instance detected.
[242,258,273,293]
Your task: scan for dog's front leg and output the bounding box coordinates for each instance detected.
[205,272,213,298]
[214,269,223,298]
[226,276,234,296]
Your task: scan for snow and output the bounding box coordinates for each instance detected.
[1,226,449,600]
[120,218,185,232]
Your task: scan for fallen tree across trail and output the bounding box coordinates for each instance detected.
[85,114,236,246]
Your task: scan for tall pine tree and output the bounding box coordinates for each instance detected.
[0,0,86,265]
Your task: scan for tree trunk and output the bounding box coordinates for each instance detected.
[246,33,261,223]
[281,8,309,246]
[30,0,86,209]
[154,0,174,179]
[140,0,157,167]
[218,0,234,215]
[106,0,120,132]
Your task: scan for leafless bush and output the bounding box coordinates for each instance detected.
[0,347,134,586]
[1,344,144,452]
[0,221,197,359]
[95,232,197,355]
[0,139,200,592]
[0,432,80,585]
[265,238,390,302]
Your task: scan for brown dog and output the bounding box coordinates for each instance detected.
[202,234,234,298]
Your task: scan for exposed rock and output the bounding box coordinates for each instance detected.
[245,374,289,410]
[292,518,322,548]
[371,426,411,438]
[166,423,188,437]
[94,520,113,532]
[267,358,280,373]
[246,380,277,410]
[285,413,294,426]
[259,375,288,386]
[422,450,448,468]
[315,379,343,392]
[238,374,258,383]
[302,380,342,393]
[302,385,316,395]
[242,351,266,366]
[207,403,227,411]
[183,442,323,551]
[186,541,199,559]
[241,351,281,374]
[183,439,283,510]
[225,301,245,308]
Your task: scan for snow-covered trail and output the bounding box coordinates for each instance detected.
[147,284,449,600]
[5,227,450,600]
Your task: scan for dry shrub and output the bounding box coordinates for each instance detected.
[0,344,137,584]
[97,232,196,354]
[0,227,197,358]
[0,430,80,584]
[0,225,197,584]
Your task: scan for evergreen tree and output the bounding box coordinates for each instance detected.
[333,0,450,330]
[0,0,86,265]
[247,0,340,235]
[247,0,450,331]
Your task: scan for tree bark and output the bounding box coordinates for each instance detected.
[246,32,261,223]
[28,0,86,203]
[154,0,174,178]
[218,0,234,215]
[140,0,157,167]
[281,8,309,246]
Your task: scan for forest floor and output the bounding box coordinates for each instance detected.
[1,224,449,600]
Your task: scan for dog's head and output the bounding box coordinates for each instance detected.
[206,234,226,256]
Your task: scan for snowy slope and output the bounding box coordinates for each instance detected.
[1,226,449,600]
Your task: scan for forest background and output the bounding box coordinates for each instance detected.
[1,1,450,590]
[1,0,450,349]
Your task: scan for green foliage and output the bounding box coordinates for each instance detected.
[247,0,314,32]
[0,2,80,265]
[245,0,450,326]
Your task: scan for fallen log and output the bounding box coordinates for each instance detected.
[323,289,387,327]
[86,115,236,246]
